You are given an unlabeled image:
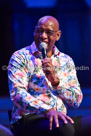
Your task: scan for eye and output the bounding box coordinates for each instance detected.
[35,29,43,34]
[46,31,53,36]
[37,29,43,33]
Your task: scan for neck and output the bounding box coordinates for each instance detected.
[47,50,53,58]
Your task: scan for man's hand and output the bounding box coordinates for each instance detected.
[42,58,59,86]
[46,109,74,130]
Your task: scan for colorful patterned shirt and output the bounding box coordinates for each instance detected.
[8,42,83,124]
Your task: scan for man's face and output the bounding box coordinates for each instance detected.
[34,18,61,53]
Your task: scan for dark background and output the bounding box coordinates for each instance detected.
[0,0,91,96]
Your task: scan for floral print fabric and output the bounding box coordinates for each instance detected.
[8,42,83,124]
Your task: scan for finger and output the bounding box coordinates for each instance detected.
[42,60,52,66]
[43,63,51,67]
[54,115,59,128]
[42,58,50,64]
[59,114,68,124]
[49,116,53,130]
[43,66,52,73]
[43,66,51,72]
[65,115,74,124]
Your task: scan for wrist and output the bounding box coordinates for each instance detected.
[51,77,60,87]
[47,108,56,114]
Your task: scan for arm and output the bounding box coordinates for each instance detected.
[42,57,83,108]
[42,57,82,130]
[8,51,52,116]
[52,57,83,108]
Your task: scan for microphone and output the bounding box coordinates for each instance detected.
[39,42,47,59]
[39,42,49,74]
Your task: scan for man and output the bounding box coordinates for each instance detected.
[8,16,83,136]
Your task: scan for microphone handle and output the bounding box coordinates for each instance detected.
[42,48,50,74]
[42,48,47,59]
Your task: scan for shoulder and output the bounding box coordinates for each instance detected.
[8,45,34,68]
[54,46,75,66]
[13,45,31,57]
[54,46,73,63]
[10,45,32,61]
[59,51,74,65]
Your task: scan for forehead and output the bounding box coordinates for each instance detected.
[37,19,55,30]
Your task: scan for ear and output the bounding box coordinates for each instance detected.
[56,30,61,41]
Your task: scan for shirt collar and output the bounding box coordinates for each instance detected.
[30,41,60,58]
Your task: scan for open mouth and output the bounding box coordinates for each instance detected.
[39,41,48,44]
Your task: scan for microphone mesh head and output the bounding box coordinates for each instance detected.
[39,42,47,49]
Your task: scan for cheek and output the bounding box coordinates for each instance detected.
[47,37,56,48]
[48,38,56,50]
[34,35,40,44]
[34,34,39,41]
[34,37,40,49]
[50,37,56,45]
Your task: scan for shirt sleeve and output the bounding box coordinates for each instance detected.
[8,51,52,117]
[52,57,83,108]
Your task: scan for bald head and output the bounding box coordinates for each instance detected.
[34,15,61,56]
[37,16,59,31]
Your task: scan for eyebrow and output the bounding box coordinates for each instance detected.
[35,26,58,31]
